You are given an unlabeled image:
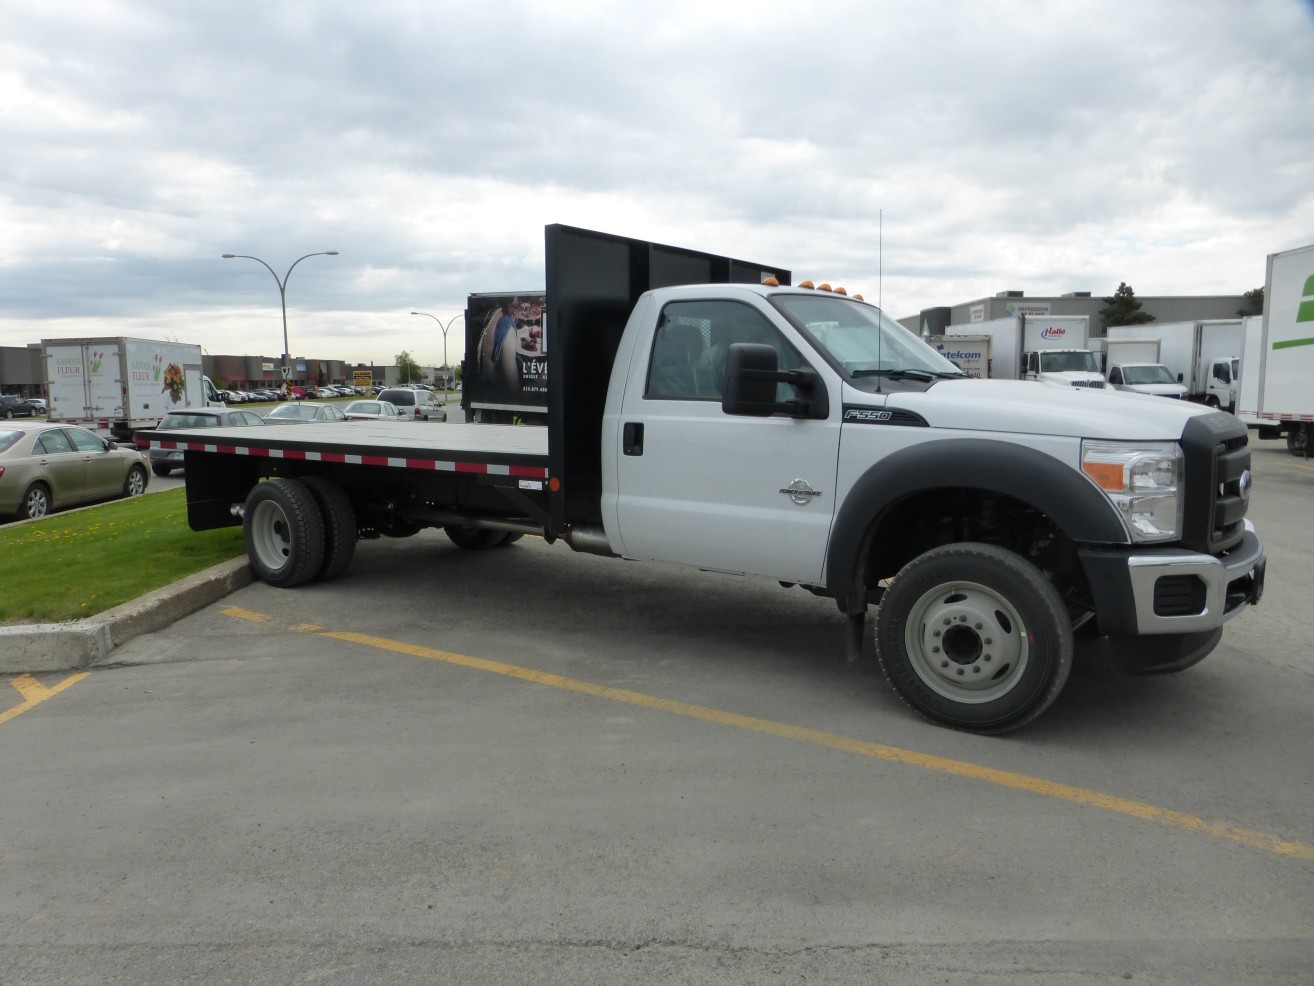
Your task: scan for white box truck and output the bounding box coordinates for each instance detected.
[1107,320,1241,412]
[43,337,224,440]
[1236,243,1314,454]
[949,315,1105,388]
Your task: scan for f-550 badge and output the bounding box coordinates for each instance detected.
[779,479,823,506]
[843,408,893,422]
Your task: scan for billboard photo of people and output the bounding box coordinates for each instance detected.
[469,292,547,415]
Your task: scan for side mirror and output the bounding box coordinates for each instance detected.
[723,343,779,416]
[722,343,823,418]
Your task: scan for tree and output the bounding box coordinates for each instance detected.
[396,350,421,385]
[1238,287,1264,317]
[1101,282,1155,327]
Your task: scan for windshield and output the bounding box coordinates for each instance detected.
[1122,365,1178,385]
[771,294,964,384]
[1039,351,1099,373]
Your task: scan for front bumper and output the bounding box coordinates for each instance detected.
[1079,520,1266,636]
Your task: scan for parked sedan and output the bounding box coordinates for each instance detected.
[343,400,408,422]
[264,402,349,424]
[0,423,149,521]
[147,407,266,476]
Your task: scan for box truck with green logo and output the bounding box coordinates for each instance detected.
[1236,243,1314,454]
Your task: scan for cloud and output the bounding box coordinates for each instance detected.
[1,0,1311,365]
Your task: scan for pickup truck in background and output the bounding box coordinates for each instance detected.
[143,225,1266,734]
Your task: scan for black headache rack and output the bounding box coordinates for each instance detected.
[542,224,790,538]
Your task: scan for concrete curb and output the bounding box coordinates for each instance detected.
[0,557,254,674]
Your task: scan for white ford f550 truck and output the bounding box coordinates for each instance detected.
[144,225,1266,733]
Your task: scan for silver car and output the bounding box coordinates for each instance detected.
[377,387,448,421]
[0,423,149,521]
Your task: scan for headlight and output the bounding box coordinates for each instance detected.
[1081,440,1184,543]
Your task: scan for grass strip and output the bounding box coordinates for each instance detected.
[1,488,245,624]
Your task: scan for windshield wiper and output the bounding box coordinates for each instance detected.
[851,367,963,381]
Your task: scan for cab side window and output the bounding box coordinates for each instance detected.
[646,300,803,401]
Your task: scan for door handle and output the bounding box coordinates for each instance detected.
[623,422,644,456]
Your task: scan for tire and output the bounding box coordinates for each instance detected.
[123,465,148,498]
[496,532,523,547]
[444,525,504,550]
[151,463,173,477]
[3,409,12,420]
[242,478,326,587]
[875,542,1073,734]
[1286,426,1309,456]
[301,475,357,581]
[18,483,51,520]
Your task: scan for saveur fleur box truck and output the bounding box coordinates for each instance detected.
[43,337,224,440]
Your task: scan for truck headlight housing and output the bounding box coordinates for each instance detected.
[1081,440,1184,543]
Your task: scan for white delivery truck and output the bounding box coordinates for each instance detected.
[1236,243,1314,454]
[1104,338,1188,399]
[948,316,1105,388]
[928,335,990,378]
[43,337,224,440]
[1107,320,1241,412]
[140,225,1264,734]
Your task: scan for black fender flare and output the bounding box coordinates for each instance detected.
[825,438,1129,611]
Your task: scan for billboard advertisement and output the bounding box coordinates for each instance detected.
[466,291,547,417]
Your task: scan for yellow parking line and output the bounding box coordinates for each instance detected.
[240,621,1309,863]
[2,672,91,726]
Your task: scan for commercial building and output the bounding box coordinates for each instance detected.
[900,290,1252,337]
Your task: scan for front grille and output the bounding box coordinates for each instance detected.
[1071,380,1106,389]
[1180,414,1250,554]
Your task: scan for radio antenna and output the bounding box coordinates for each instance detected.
[878,209,883,312]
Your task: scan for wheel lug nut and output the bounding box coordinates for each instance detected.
[956,668,965,675]
[940,661,949,668]
[942,618,952,626]
[932,630,941,637]
[972,667,981,674]
[975,622,983,630]
[984,654,992,661]
[931,646,941,653]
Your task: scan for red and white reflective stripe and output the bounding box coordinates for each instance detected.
[1246,412,1314,422]
[140,438,547,478]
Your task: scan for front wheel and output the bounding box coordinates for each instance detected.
[151,463,172,477]
[242,479,326,587]
[875,543,1073,734]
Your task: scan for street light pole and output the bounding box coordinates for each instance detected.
[411,311,464,391]
[222,251,339,384]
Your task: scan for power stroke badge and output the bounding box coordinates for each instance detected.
[779,479,823,506]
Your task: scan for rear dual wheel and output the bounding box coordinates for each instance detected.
[243,477,357,587]
[875,543,1072,734]
[444,525,522,550]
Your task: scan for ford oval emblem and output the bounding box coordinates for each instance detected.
[1239,469,1252,502]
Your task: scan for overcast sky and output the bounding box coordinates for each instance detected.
[2,0,1312,369]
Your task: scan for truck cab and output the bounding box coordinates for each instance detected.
[1107,362,1189,399]
[1022,348,1107,389]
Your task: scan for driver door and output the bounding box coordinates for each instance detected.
[612,299,839,584]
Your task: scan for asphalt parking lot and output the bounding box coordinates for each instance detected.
[1,443,1310,985]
